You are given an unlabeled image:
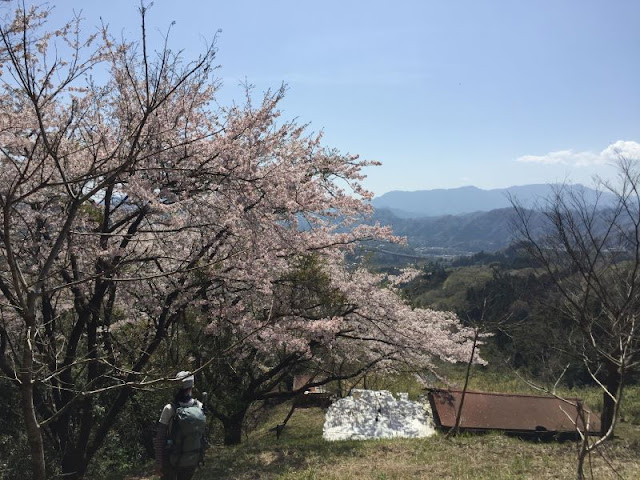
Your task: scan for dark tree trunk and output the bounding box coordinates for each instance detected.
[20,372,46,480]
[21,311,47,480]
[222,410,248,445]
[61,450,87,480]
[600,366,621,437]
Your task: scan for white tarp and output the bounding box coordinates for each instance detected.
[323,389,436,441]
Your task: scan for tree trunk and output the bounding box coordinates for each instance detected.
[222,410,248,445]
[20,328,47,480]
[600,366,621,437]
[61,452,87,480]
[61,434,93,480]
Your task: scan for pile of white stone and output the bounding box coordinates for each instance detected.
[322,389,436,441]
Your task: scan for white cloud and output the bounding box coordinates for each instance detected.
[601,140,640,162]
[517,140,640,166]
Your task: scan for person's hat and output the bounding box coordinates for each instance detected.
[175,371,194,389]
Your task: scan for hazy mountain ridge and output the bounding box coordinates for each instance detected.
[370,184,614,253]
[371,184,608,218]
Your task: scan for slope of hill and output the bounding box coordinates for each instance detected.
[372,207,519,253]
[191,392,640,480]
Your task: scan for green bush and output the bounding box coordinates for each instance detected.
[621,386,640,424]
[0,380,31,479]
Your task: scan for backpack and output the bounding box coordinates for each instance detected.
[168,402,207,468]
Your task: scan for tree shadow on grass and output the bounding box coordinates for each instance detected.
[200,439,362,479]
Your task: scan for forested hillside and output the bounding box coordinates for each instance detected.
[394,248,577,383]
[372,207,518,253]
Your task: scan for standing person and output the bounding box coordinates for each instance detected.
[154,371,207,480]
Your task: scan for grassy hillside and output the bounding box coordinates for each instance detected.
[411,265,494,310]
[126,375,640,480]
[163,403,639,480]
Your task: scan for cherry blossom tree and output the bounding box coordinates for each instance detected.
[0,4,479,478]
[180,257,479,444]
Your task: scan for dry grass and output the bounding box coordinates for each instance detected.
[188,402,640,480]
[125,376,640,480]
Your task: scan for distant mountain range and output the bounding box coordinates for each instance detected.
[371,184,608,218]
[369,184,612,254]
[371,207,517,253]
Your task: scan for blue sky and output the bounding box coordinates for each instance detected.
[34,0,640,196]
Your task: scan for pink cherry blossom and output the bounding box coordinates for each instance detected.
[0,4,481,478]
